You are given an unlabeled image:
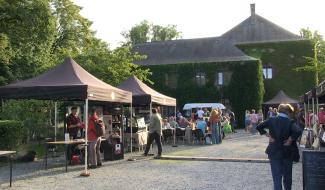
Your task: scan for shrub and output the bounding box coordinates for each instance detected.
[0,120,24,150]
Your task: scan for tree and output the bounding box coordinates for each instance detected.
[0,0,151,142]
[0,0,57,79]
[296,28,325,86]
[122,20,182,45]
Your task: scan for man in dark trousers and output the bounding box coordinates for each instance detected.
[144,108,163,158]
[256,104,302,190]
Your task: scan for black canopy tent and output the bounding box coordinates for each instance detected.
[118,75,176,117]
[118,75,177,147]
[263,90,299,105]
[262,90,299,117]
[0,57,132,175]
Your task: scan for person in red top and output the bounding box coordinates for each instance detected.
[88,109,103,168]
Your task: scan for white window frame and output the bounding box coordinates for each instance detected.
[195,72,206,87]
[263,67,272,79]
[218,72,224,85]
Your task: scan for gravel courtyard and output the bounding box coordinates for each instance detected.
[0,131,303,190]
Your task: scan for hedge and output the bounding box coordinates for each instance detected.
[143,60,264,128]
[0,120,24,150]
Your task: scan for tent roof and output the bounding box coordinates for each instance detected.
[263,90,298,105]
[0,58,132,103]
[133,37,256,66]
[117,75,176,106]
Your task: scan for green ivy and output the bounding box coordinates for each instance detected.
[143,60,264,128]
[237,40,316,101]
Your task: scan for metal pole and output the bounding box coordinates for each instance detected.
[149,102,154,155]
[127,103,136,161]
[307,100,310,128]
[173,103,177,147]
[312,98,315,127]
[55,101,57,142]
[130,104,133,155]
[81,98,89,176]
[304,103,307,128]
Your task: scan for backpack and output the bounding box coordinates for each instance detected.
[95,121,104,137]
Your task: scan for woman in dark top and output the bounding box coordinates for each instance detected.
[256,104,302,190]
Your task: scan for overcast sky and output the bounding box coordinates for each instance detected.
[73,0,325,49]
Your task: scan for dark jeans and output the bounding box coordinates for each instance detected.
[144,132,162,156]
[270,159,293,190]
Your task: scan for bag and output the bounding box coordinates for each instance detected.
[205,136,212,144]
[95,122,104,137]
[312,137,320,149]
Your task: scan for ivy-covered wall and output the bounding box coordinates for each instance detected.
[144,60,264,128]
[237,40,316,101]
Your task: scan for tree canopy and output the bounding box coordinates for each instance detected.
[296,28,325,85]
[122,20,182,45]
[0,0,151,85]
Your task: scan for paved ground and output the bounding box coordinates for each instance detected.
[0,130,303,190]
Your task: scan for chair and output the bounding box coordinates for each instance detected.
[162,129,173,144]
[175,128,185,144]
[192,129,205,145]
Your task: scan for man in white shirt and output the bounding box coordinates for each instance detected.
[197,108,204,119]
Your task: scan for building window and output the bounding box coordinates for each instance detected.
[218,72,224,85]
[263,67,272,79]
[165,72,178,89]
[215,71,232,86]
[195,72,206,87]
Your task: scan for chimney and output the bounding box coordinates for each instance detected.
[250,3,255,16]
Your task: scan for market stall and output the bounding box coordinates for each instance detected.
[0,57,132,175]
[118,75,177,148]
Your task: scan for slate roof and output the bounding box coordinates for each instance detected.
[133,4,302,66]
[133,37,256,66]
[221,13,302,44]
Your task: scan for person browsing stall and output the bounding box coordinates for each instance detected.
[88,108,103,168]
[196,117,207,136]
[144,108,163,158]
[67,107,83,139]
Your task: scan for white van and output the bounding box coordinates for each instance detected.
[182,103,226,117]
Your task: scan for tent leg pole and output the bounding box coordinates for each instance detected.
[173,102,177,147]
[307,100,310,128]
[304,103,307,128]
[149,102,154,155]
[55,102,57,142]
[128,104,136,161]
[81,99,90,177]
[312,98,315,127]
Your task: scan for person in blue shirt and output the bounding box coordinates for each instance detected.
[196,117,207,137]
[256,104,302,190]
